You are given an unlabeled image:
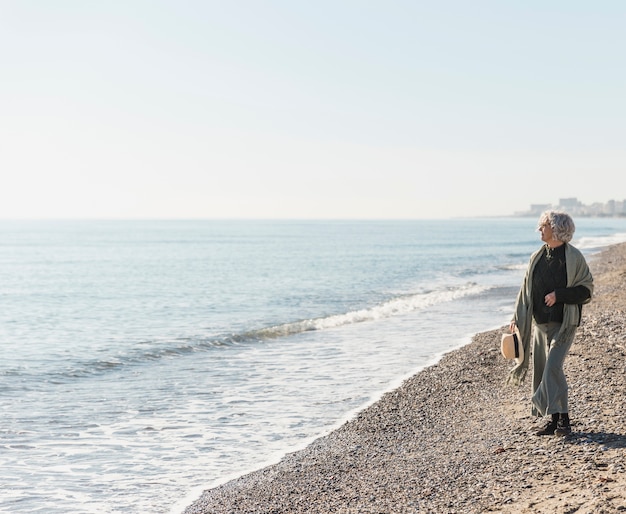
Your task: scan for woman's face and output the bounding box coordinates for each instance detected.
[539,221,554,243]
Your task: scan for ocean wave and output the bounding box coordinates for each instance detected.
[252,282,489,339]
[1,282,491,384]
[497,263,527,271]
[576,232,626,251]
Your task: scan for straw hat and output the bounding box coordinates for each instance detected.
[501,327,524,364]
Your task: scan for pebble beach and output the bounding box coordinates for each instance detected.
[183,242,626,514]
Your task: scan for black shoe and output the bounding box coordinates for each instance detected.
[535,419,558,436]
[555,418,571,436]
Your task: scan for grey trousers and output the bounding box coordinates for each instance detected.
[531,322,578,417]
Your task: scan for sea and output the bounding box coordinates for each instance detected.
[2,217,626,514]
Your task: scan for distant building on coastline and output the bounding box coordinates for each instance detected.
[515,198,626,218]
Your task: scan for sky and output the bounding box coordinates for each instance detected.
[1,1,625,220]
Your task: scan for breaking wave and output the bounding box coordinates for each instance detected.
[4,282,491,385]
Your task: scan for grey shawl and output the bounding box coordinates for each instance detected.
[506,243,594,386]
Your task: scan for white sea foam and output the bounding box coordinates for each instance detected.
[576,231,626,251]
[255,282,489,338]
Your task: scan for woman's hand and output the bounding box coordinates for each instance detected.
[509,320,516,333]
[544,291,557,307]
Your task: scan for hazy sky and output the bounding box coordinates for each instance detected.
[2,1,625,219]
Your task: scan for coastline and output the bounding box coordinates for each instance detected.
[183,243,626,514]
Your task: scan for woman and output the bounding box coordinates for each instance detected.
[508,211,593,436]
